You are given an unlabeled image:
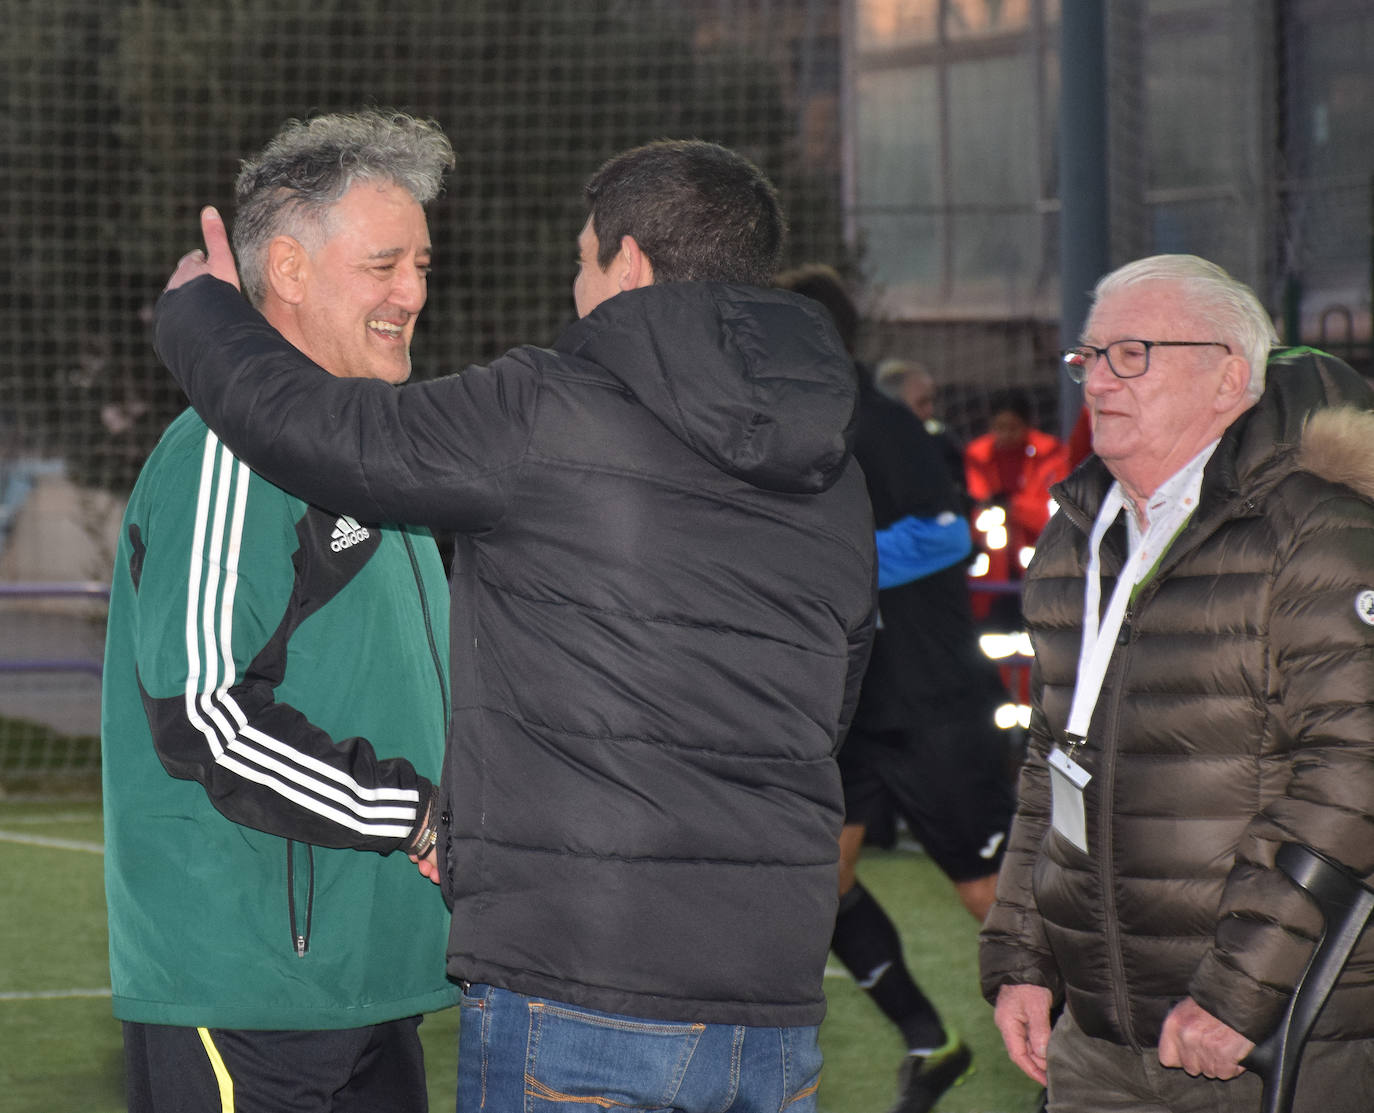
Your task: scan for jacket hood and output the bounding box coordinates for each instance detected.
[1300,406,1374,500]
[556,283,858,494]
[1229,347,1374,489]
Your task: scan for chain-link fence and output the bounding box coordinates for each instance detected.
[2,0,1372,783]
[0,0,853,785]
[1,0,850,503]
[4,0,1370,502]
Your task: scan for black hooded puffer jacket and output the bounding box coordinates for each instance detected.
[155,278,877,1027]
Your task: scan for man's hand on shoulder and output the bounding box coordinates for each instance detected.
[1158,996,1254,1080]
[165,206,241,293]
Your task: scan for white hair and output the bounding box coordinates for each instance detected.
[1092,254,1279,399]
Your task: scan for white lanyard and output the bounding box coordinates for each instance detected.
[1048,449,1213,854]
[1065,445,1215,746]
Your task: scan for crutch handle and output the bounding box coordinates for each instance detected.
[1240,843,1374,1113]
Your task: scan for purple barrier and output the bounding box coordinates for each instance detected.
[0,582,110,600]
[0,582,109,677]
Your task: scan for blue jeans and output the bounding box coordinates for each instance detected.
[456,984,822,1112]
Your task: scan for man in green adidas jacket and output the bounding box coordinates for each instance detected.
[101,110,459,1112]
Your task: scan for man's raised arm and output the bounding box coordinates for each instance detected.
[155,210,535,535]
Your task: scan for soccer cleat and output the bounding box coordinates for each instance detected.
[888,1035,973,1113]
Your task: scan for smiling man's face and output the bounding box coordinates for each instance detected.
[288,181,432,383]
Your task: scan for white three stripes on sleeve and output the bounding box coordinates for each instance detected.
[181,432,418,838]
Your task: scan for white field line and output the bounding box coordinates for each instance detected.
[1,817,110,1000]
[0,988,111,1001]
[0,827,886,988]
[0,828,104,854]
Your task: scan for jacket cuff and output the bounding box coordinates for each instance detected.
[1189,950,1286,1044]
[401,779,440,856]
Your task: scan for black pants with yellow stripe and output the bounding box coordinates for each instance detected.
[121,1017,428,1113]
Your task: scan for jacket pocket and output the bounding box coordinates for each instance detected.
[286,839,315,956]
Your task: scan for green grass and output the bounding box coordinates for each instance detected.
[0,799,1040,1113]
[0,801,124,1113]
[0,711,101,792]
[819,849,1042,1112]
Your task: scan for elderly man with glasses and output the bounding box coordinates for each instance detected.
[978,254,1374,1112]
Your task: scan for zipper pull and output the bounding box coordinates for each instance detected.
[286,839,314,957]
[1117,609,1132,645]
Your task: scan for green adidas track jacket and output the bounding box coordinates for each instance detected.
[102,409,458,1029]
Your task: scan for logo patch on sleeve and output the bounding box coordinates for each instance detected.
[1357,590,1374,627]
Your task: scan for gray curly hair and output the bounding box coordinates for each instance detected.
[231,109,455,306]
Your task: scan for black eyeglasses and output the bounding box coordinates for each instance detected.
[1060,339,1232,383]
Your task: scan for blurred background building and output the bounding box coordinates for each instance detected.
[853,0,1372,434]
[0,32,1364,1103]
[0,0,1369,789]
[2,0,1370,520]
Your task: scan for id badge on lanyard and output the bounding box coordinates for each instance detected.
[1046,485,1119,854]
[1047,743,1092,853]
[1050,445,1212,853]
[1052,480,1196,854]
[1049,480,1181,851]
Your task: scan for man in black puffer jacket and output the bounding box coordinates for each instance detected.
[980,254,1374,1113]
[153,139,876,1113]
[777,263,1012,1113]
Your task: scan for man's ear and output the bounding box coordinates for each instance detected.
[1215,353,1254,413]
[618,234,655,291]
[265,235,309,305]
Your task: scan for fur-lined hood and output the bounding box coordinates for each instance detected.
[1216,345,1373,508]
[1052,347,1373,530]
[1300,405,1374,502]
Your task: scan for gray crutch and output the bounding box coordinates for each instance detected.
[1239,842,1374,1113]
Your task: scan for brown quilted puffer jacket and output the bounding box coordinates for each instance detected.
[979,348,1374,1048]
